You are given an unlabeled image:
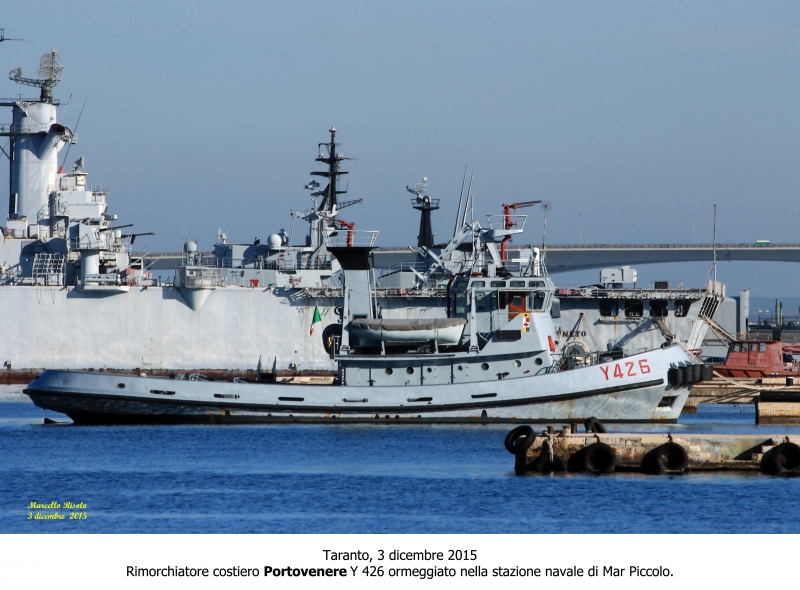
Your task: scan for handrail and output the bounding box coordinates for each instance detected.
[547,242,800,249]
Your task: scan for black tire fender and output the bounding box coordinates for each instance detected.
[585,416,607,433]
[504,425,536,455]
[532,453,567,473]
[582,442,617,473]
[654,442,688,472]
[765,442,800,475]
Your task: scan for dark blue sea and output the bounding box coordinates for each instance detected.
[2,385,800,534]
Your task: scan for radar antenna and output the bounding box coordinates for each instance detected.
[8,49,64,103]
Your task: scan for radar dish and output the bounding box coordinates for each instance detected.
[38,50,64,82]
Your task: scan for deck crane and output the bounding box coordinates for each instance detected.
[500,200,540,263]
[333,218,356,247]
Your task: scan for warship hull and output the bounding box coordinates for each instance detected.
[0,282,742,383]
[0,284,342,379]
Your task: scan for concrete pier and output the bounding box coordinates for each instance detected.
[756,393,800,425]
[687,377,800,425]
[507,427,800,475]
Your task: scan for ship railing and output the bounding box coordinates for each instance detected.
[747,332,800,344]
[476,310,502,346]
[0,97,59,106]
[503,259,542,276]
[555,346,653,372]
[554,286,701,299]
[203,256,333,271]
[82,274,125,285]
[90,184,110,197]
[174,266,224,288]
[69,235,113,251]
[410,197,441,209]
[374,261,427,278]
[551,242,800,249]
[485,215,528,231]
[323,229,378,248]
[375,287,445,298]
[0,123,50,135]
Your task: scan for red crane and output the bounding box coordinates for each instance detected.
[334,218,356,247]
[500,200,540,262]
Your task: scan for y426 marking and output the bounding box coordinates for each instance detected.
[599,359,650,380]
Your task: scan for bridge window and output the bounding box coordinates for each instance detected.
[529,291,545,310]
[454,292,467,315]
[625,300,644,318]
[675,299,690,317]
[599,300,618,317]
[490,281,505,287]
[529,281,546,288]
[471,280,486,287]
[510,280,525,287]
[650,300,668,318]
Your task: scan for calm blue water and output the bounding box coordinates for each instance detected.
[3,385,800,534]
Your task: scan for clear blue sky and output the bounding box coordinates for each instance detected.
[2,1,800,295]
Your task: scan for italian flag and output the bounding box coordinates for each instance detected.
[310,306,322,336]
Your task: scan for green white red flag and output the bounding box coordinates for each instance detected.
[310,306,322,336]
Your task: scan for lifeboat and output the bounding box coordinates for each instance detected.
[349,318,467,345]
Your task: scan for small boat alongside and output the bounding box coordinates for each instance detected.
[25,207,707,424]
[714,339,800,379]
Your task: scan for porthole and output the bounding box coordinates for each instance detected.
[458,365,463,371]
[385,368,393,375]
[426,367,432,373]
[513,360,521,368]
[406,367,414,374]
[535,358,543,366]
[481,363,489,371]
[117,383,126,389]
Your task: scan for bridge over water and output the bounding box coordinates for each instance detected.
[142,243,800,273]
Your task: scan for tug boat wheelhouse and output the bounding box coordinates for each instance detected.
[26,215,704,424]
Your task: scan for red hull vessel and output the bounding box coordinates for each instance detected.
[715,340,800,378]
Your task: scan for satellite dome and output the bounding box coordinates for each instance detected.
[267,234,283,249]
[184,240,197,253]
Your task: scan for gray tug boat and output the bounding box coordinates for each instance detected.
[26,213,703,424]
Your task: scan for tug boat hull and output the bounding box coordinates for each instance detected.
[26,346,692,424]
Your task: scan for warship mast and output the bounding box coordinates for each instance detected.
[407,177,440,248]
[304,127,361,249]
[310,126,349,213]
